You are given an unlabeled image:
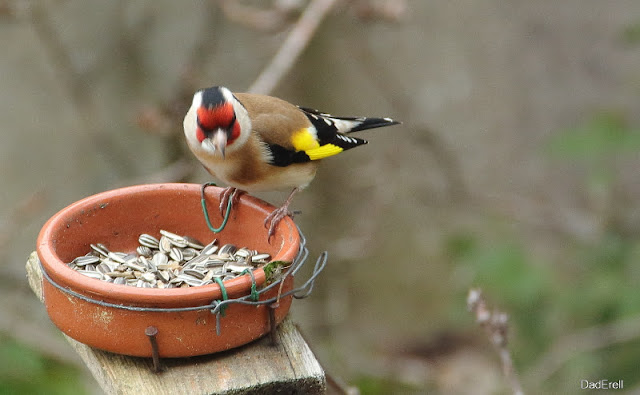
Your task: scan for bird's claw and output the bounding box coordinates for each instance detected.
[264,206,293,241]
[218,187,243,217]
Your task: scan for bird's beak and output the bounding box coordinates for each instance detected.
[212,128,227,158]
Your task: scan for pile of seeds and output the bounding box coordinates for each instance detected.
[66,230,270,288]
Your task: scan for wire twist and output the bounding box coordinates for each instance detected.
[200,182,233,233]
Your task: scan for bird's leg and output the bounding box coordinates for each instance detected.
[265,187,300,240]
[219,187,244,216]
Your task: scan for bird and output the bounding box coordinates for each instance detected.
[183,86,400,239]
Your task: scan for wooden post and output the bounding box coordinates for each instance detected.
[26,252,325,394]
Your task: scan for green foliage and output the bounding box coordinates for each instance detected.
[448,234,552,359]
[446,226,640,391]
[546,112,640,160]
[566,233,640,323]
[0,336,86,395]
[263,260,291,284]
[545,112,640,194]
[621,21,640,44]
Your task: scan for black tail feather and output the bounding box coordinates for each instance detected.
[298,106,400,134]
[346,117,401,133]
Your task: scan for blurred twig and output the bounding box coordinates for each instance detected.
[138,0,338,139]
[350,0,406,22]
[467,289,524,395]
[526,313,640,384]
[217,0,302,32]
[248,0,339,95]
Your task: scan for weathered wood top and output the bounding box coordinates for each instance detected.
[26,252,325,395]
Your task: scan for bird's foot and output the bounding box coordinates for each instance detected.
[219,187,244,216]
[264,187,300,241]
[264,205,294,241]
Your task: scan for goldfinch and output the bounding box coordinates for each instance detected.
[183,86,400,238]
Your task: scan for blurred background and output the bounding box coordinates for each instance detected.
[2,1,640,394]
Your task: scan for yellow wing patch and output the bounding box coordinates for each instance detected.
[305,144,344,160]
[291,128,343,160]
[291,128,320,151]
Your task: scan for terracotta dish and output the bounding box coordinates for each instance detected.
[37,183,300,357]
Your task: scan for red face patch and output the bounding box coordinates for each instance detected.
[196,104,240,144]
[196,127,206,143]
[197,104,233,130]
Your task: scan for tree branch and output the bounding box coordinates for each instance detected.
[468,289,525,395]
[248,0,339,95]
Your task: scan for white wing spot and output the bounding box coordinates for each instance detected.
[336,134,358,144]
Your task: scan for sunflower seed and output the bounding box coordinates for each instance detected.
[183,236,204,250]
[68,229,271,288]
[159,229,182,240]
[77,270,103,279]
[159,236,172,253]
[139,256,154,271]
[204,258,225,268]
[90,243,109,257]
[96,263,111,274]
[136,245,153,257]
[124,262,145,272]
[225,263,252,274]
[107,271,135,279]
[168,238,188,249]
[235,248,252,258]
[183,269,206,279]
[202,269,216,282]
[178,275,203,287]
[152,252,168,266]
[252,253,271,262]
[169,247,183,262]
[108,252,126,264]
[182,247,198,260]
[156,263,180,271]
[73,255,100,266]
[139,234,160,249]
[141,272,156,282]
[156,270,170,283]
[201,240,219,255]
[101,259,120,271]
[184,254,208,268]
[219,244,237,257]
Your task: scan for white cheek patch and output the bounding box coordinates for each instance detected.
[192,91,203,108]
[220,87,235,103]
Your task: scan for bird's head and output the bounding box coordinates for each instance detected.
[185,86,250,158]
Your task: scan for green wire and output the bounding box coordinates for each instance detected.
[202,183,259,314]
[241,269,259,302]
[213,277,228,317]
[200,182,233,233]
